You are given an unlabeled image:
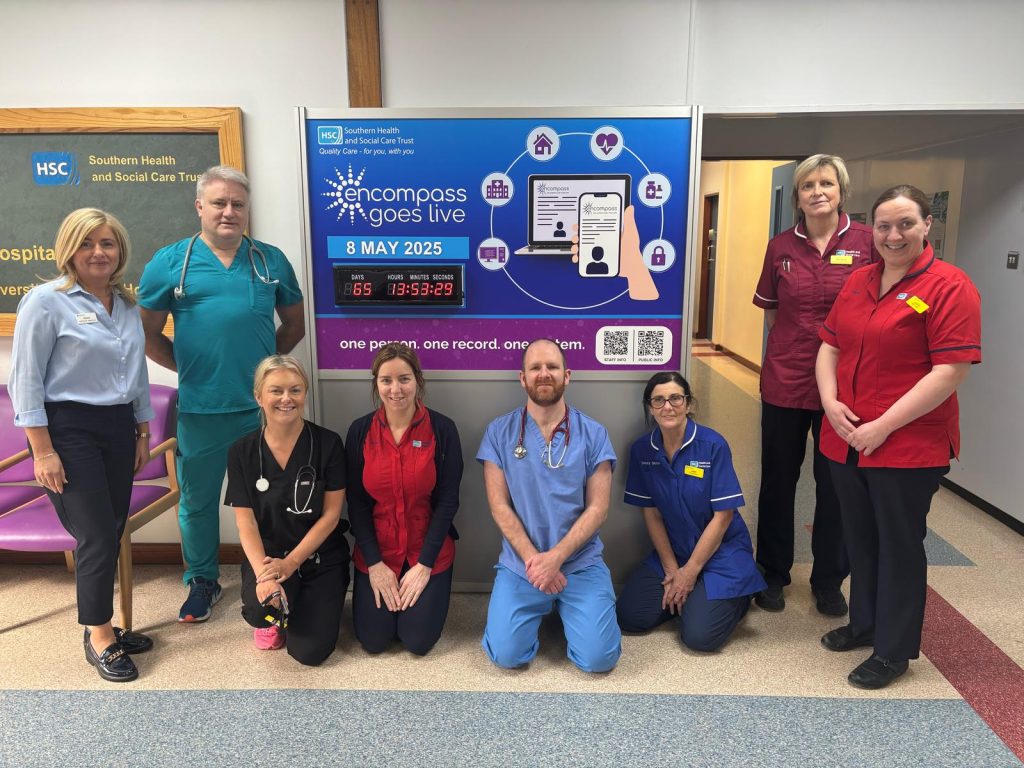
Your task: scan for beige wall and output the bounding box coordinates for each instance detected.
[699,160,790,365]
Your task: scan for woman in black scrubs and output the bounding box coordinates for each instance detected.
[225,355,349,666]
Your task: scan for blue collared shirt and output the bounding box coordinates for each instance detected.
[476,405,616,579]
[9,280,154,427]
[624,420,766,600]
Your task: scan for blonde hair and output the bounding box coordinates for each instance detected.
[791,154,850,218]
[54,208,134,304]
[253,355,309,426]
[370,342,426,407]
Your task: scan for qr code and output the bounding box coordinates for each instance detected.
[636,329,665,359]
[603,330,629,357]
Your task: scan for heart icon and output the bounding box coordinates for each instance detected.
[596,133,618,155]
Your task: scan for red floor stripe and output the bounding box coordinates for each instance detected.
[922,585,1024,760]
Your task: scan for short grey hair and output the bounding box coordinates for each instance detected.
[196,165,250,199]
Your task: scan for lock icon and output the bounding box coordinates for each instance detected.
[651,245,666,267]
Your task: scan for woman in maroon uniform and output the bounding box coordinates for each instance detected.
[751,155,877,615]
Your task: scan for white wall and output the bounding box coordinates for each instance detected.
[4,0,1024,546]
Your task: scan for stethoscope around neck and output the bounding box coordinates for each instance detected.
[173,233,278,300]
[256,422,316,515]
[514,404,571,469]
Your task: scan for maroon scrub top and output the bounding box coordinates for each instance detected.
[753,212,877,410]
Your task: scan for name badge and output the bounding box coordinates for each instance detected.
[684,465,704,478]
[830,253,853,265]
[906,296,929,313]
[412,440,423,448]
[75,312,98,324]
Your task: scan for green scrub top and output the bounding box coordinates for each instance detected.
[138,235,303,414]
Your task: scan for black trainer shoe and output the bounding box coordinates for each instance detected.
[812,587,849,617]
[754,585,785,612]
[848,654,908,689]
[85,640,139,683]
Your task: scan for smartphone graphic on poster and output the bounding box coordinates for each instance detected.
[577,192,622,278]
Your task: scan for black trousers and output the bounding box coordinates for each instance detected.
[44,402,136,626]
[829,452,947,660]
[241,555,350,667]
[352,564,453,656]
[755,402,848,590]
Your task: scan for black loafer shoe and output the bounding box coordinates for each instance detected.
[848,654,908,689]
[754,585,785,612]
[84,627,153,655]
[85,640,139,683]
[821,625,874,652]
[813,587,849,617]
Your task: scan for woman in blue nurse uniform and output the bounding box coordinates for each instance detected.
[616,372,765,651]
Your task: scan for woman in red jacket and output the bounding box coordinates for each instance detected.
[346,343,463,655]
[816,185,981,689]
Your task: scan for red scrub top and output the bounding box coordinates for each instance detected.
[355,405,455,575]
[818,245,982,468]
[753,213,876,410]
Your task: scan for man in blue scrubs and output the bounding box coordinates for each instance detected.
[138,165,305,622]
[477,339,621,673]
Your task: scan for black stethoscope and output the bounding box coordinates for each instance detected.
[514,405,571,469]
[256,422,317,515]
[173,233,278,300]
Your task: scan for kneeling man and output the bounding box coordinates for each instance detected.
[477,339,621,672]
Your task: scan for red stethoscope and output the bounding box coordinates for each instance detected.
[514,405,571,469]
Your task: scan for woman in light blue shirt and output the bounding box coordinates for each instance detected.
[9,208,154,683]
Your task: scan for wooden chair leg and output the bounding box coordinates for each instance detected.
[64,550,75,572]
[117,532,133,631]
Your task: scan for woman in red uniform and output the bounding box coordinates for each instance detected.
[752,154,877,615]
[346,342,462,655]
[816,185,981,689]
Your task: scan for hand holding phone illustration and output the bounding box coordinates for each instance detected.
[577,192,622,278]
[572,205,659,299]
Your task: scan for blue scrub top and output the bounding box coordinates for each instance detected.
[137,236,302,414]
[624,420,766,600]
[477,405,616,579]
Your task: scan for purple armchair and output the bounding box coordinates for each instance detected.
[0,384,180,630]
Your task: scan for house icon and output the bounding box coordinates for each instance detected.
[533,132,554,156]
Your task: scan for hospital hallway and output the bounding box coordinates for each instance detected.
[0,354,1022,767]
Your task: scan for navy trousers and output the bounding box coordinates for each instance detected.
[616,562,751,652]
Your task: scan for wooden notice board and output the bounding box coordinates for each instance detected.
[0,107,244,335]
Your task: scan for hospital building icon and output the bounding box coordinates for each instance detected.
[485,178,510,200]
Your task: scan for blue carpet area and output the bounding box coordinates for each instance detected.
[1,689,1019,767]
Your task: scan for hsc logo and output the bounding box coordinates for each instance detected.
[32,152,80,186]
[317,127,344,145]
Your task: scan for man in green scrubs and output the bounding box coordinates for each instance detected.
[139,165,305,622]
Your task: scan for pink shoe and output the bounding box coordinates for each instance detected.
[253,626,285,650]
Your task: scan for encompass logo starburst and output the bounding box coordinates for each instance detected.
[582,201,593,215]
[322,165,368,223]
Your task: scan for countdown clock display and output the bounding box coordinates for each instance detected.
[333,265,465,306]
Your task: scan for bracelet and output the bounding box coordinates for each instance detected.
[136,432,151,439]
[34,452,56,461]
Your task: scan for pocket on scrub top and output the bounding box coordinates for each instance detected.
[250,278,276,313]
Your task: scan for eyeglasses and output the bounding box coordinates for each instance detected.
[648,394,688,409]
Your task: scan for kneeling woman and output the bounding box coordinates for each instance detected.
[226,356,349,666]
[616,372,766,651]
[346,343,462,656]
